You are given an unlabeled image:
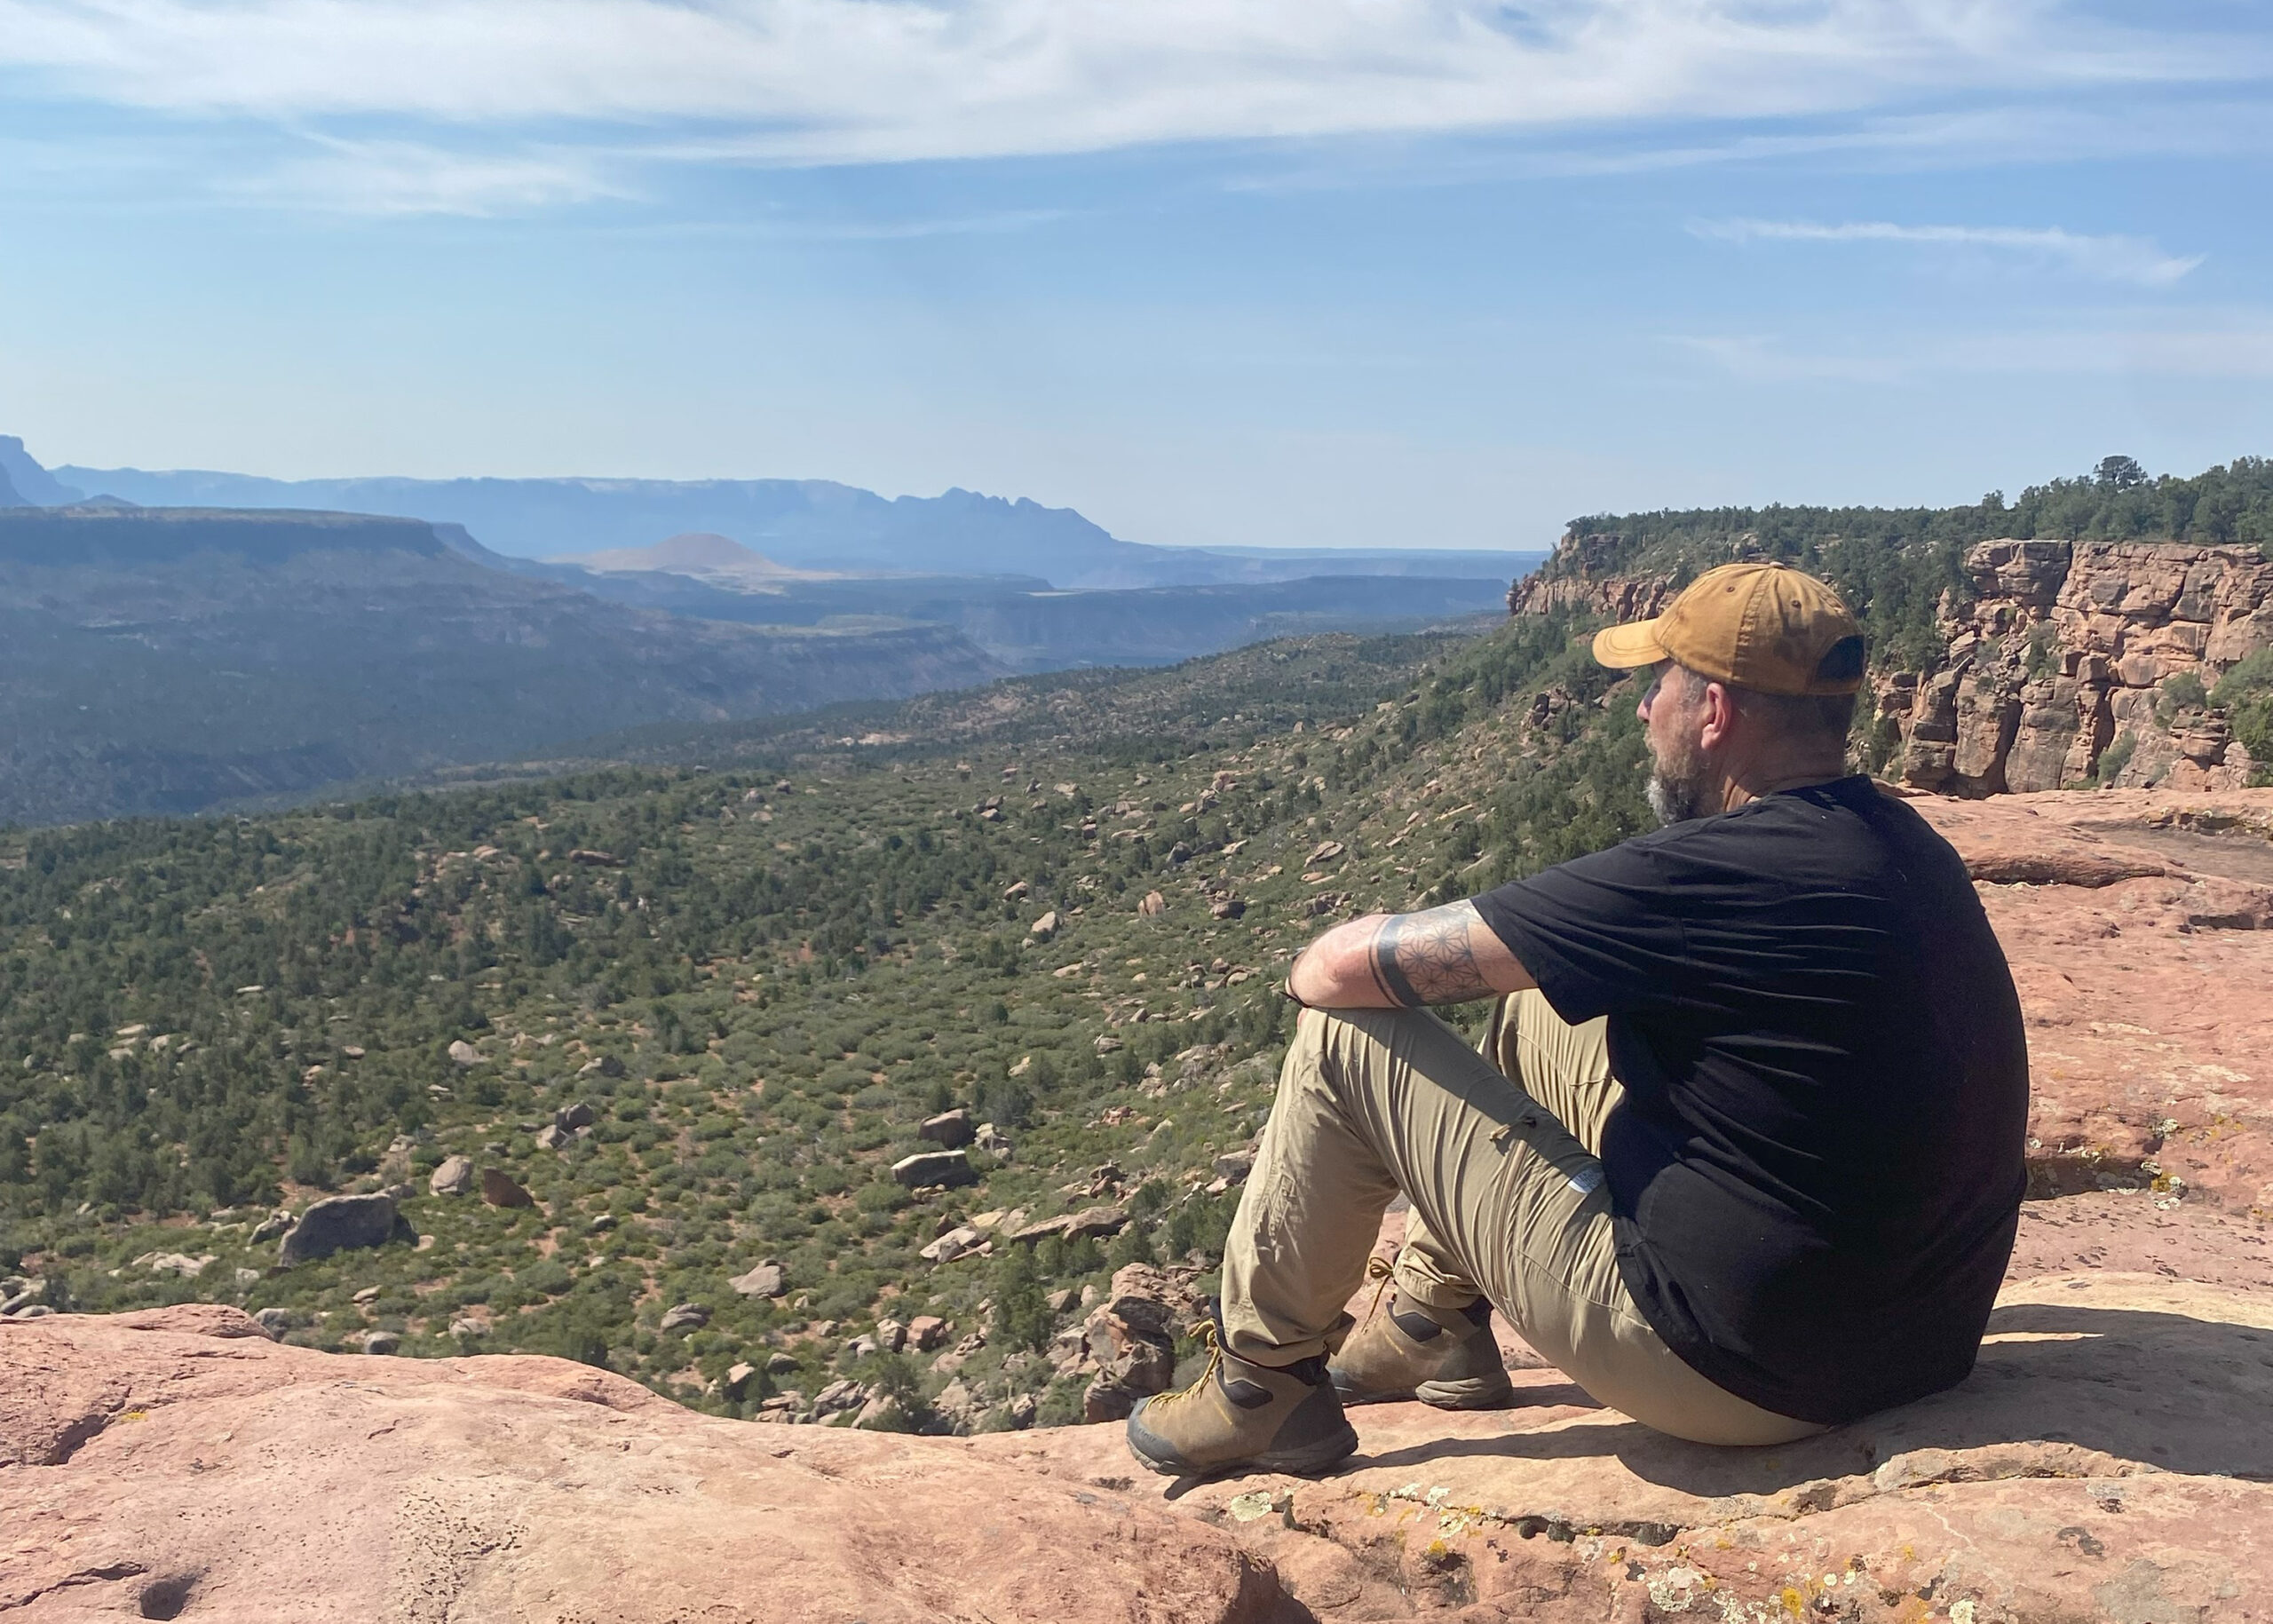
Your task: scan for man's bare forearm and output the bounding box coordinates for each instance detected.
[1286,901,1532,1009]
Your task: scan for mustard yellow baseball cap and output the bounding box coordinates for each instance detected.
[1591,561,1865,696]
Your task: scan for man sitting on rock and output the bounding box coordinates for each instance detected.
[1126,562,2030,1477]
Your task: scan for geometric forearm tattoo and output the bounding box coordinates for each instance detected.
[1367,901,1495,1007]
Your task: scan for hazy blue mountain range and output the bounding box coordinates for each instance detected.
[49,456,1542,589]
[0,506,1005,825]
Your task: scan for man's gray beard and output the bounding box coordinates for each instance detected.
[1646,743,1712,827]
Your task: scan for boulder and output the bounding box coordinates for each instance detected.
[535,1124,570,1151]
[480,1168,535,1208]
[1077,1264,1190,1422]
[277,1192,397,1266]
[891,1150,975,1190]
[918,1108,974,1149]
[428,1155,475,1196]
[658,1303,709,1334]
[1006,1205,1128,1245]
[249,1208,291,1242]
[251,1307,293,1339]
[1212,1149,1255,1184]
[555,1100,598,1131]
[907,1315,949,1352]
[447,1039,483,1066]
[1028,910,1061,939]
[729,1261,786,1298]
[919,1225,984,1264]
[1137,891,1166,917]
[874,1319,907,1354]
[931,1379,978,1430]
[579,1053,627,1078]
[724,1361,756,1397]
[360,1330,400,1356]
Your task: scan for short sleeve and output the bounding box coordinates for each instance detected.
[1468,838,1690,1026]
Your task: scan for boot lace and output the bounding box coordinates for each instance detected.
[1150,1315,1224,1412]
[1361,1253,1397,1326]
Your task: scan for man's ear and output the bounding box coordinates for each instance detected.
[1697,679,1738,750]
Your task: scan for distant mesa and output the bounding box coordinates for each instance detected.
[0,434,86,506]
[555,531,826,587]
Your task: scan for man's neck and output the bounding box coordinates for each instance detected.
[1714,763,1849,813]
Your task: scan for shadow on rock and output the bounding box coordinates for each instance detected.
[1354,1286,2273,1503]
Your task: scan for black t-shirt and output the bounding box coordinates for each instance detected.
[1470,776,2027,1425]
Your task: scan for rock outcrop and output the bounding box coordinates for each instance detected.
[9,1259,2268,1620]
[274,1192,397,1265]
[1887,540,2271,795]
[1510,535,2273,796]
[1909,788,2273,1215]
[0,1305,1283,1623]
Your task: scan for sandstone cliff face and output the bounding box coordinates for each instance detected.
[1509,535,2273,796]
[1886,539,2272,796]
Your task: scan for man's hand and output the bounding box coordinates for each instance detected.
[1285,901,1534,1010]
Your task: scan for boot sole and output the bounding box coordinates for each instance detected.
[1334,1374,1517,1411]
[1126,1417,1360,1480]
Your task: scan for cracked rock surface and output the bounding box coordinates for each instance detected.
[7,1270,2268,1621]
[0,1304,1283,1623]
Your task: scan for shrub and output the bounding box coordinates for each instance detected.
[2212,651,2273,781]
[991,1247,1053,1353]
[2156,672,2209,725]
[2095,731,2137,786]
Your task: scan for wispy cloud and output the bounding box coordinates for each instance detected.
[0,1,2256,170]
[1692,217,2206,286]
[230,138,630,216]
[1675,321,2273,382]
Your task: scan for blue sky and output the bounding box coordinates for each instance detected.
[2,1,2269,552]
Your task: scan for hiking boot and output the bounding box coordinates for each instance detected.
[1125,1315,1359,1479]
[1330,1257,1514,1410]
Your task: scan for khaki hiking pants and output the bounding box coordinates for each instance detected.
[1221,993,1824,1446]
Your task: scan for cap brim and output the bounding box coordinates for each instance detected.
[1590,618,1667,670]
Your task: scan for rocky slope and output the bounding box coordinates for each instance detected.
[6,788,2269,1622]
[1509,535,2273,796]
